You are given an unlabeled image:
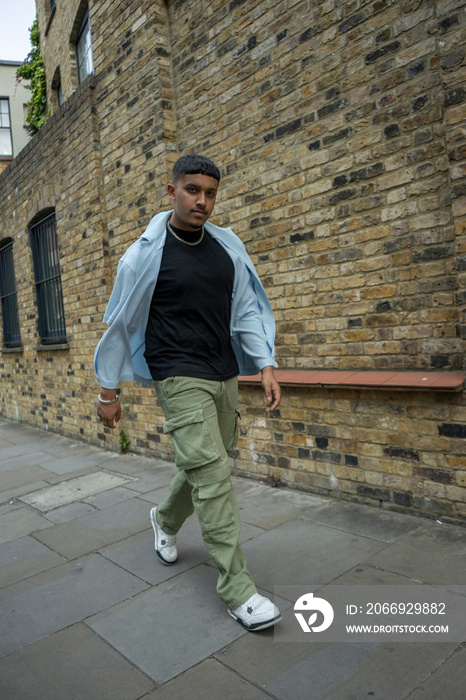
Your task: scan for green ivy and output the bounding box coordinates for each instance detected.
[16,18,49,135]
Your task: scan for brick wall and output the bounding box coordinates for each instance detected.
[0,0,465,521]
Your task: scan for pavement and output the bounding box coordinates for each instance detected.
[0,416,465,700]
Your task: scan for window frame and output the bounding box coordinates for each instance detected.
[0,239,22,348]
[76,9,94,85]
[0,98,13,159]
[29,212,67,345]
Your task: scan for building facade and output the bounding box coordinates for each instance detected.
[0,61,31,174]
[0,0,465,521]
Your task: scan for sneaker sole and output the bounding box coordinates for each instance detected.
[227,608,282,631]
[150,508,177,566]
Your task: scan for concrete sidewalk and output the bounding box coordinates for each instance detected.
[0,416,465,700]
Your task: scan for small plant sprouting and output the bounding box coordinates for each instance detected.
[119,429,131,454]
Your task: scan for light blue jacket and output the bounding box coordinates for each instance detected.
[94,211,277,388]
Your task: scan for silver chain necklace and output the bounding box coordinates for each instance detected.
[167,221,204,246]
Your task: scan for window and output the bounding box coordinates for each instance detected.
[0,239,22,347]
[0,99,13,158]
[76,10,94,84]
[52,67,63,108]
[30,212,67,344]
[57,80,63,107]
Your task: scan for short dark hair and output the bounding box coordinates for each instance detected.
[172,155,221,184]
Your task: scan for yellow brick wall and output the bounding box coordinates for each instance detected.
[0,0,465,521]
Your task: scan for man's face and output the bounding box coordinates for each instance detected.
[167,173,218,230]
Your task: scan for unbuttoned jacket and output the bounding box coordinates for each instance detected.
[94,211,277,388]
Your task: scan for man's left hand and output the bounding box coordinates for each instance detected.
[261,366,281,412]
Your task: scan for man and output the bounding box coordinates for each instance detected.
[95,155,281,631]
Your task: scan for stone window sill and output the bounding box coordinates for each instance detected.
[35,343,70,352]
[239,370,465,392]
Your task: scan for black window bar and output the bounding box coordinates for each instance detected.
[30,213,67,344]
[0,240,22,347]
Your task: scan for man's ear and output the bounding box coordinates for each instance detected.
[167,182,175,200]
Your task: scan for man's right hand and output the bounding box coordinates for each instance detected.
[96,389,121,429]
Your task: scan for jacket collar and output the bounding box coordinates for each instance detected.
[139,210,243,255]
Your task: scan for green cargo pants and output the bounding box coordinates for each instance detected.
[153,375,257,609]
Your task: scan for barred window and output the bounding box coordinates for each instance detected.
[30,213,67,344]
[0,239,22,347]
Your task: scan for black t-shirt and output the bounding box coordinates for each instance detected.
[144,224,240,381]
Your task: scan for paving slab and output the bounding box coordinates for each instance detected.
[0,623,155,700]
[43,467,101,485]
[364,522,466,585]
[19,471,133,511]
[0,480,50,504]
[35,452,122,475]
[406,645,466,700]
[264,642,380,700]
[0,553,149,658]
[215,630,333,686]
[237,482,326,530]
[0,443,52,464]
[0,536,64,589]
[231,475,267,494]
[330,562,466,608]
[34,440,110,458]
[123,465,178,493]
[0,506,52,545]
[0,442,47,464]
[262,641,461,700]
[329,564,424,586]
[83,485,137,509]
[0,452,54,473]
[88,564,248,684]
[33,497,152,559]
[240,518,388,595]
[136,484,172,504]
[0,502,21,516]
[216,631,460,700]
[100,523,209,585]
[101,515,266,586]
[0,423,48,444]
[151,658,271,699]
[102,454,173,476]
[1,417,465,698]
[0,464,56,494]
[302,500,422,542]
[44,501,97,524]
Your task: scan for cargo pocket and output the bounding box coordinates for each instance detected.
[163,408,219,469]
[197,476,235,532]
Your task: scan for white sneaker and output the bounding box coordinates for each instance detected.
[150,507,177,565]
[228,593,281,631]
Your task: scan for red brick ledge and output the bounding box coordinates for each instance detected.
[239,370,465,392]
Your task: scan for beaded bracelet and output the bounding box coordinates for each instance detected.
[98,394,120,405]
